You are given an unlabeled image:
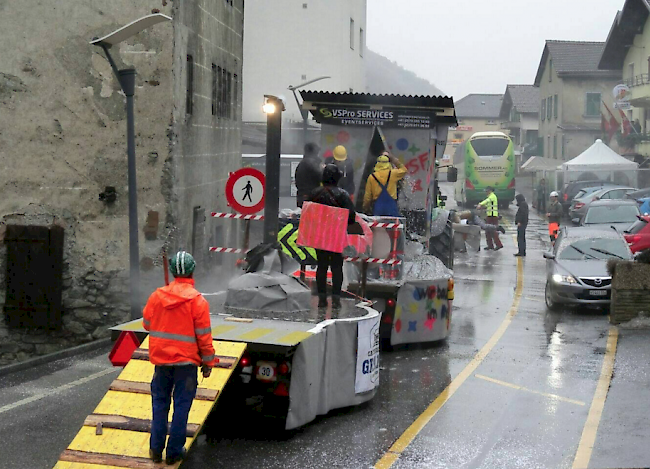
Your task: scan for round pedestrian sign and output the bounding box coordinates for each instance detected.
[225,167,266,215]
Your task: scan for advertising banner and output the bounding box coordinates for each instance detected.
[312,105,437,129]
[355,315,380,393]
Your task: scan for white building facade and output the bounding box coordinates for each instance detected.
[242,0,367,123]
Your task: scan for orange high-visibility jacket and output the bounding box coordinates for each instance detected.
[143,278,217,367]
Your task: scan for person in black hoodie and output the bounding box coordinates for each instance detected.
[295,143,323,207]
[514,193,529,257]
[308,164,356,309]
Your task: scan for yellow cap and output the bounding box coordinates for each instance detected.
[333,145,347,161]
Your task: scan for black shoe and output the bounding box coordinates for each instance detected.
[498,226,506,234]
[166,448,187,465]
[331,295,342,309]
[514,253,526,257]
[484,246,494,250]
[317,296,328,308]
[494,246,503,251]
[149,449,163,464]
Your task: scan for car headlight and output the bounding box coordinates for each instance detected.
[552,274,577,284]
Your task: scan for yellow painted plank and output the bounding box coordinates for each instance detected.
[67,427,190,459]
[237,328,274,340]
[276,331,312,345]
[117,321,146,332]
[55,340,246,468]
[211,325,237,335]
[54,462,125,469]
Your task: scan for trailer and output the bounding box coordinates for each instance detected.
[296,92,458,347]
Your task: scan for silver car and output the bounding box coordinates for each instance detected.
[569,186,636,223]
[544,227,632,309]
[579,199,641,231]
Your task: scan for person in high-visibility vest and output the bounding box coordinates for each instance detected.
[143,251,218,465]
[476,186,503,250]
[547,191,563,244]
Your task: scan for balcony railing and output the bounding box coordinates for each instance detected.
[623,73,650,88]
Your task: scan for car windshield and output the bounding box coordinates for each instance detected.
[559,237,629,261]
[584,205,640,224]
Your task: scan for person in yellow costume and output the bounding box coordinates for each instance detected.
[362,152,407,216]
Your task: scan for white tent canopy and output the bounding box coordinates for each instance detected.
[561,139,638,171]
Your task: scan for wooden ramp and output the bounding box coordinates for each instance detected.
[54,338,247,469]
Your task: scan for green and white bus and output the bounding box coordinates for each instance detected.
[453,131,515,208]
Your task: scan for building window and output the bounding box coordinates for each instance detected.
[487,119,496,125]
[553,135,557,158]
[301,74,307,81]
[221,67,228,118]
[302,3,308,8]
[541,99,546,121]
[211,64,217,116]
[561,135,565,159]
[216,66,223,117]
[350,19,355,50]
[359,28,364,57]
[186,55,194,115]
[554,94,558,119]
[547,136,551,159]
[538,137,544,156]
[233,73,239,120]
[585,92,601,117]
[547,97,552,120]
[226,71,232,119]
[549,59,553,82]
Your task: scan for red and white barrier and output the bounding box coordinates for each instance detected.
[211,212,264,221]
[344,257,402,265]
[367,222,404,229]
[209,247,246,254]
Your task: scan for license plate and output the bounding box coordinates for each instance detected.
[589,290,607,296]
[255,361,277,382]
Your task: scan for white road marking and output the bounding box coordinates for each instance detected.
[0,368,118,415]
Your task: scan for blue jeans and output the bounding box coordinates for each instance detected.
[150,365,198,458]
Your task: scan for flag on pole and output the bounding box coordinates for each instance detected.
[601,112,611,141]
[618,108,632,137]
[603,102,620,142]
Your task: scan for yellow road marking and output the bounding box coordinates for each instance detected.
[211,325,237,335]
[374,257,525,469]
[237,328,275,340]
[572,327,619,469]
[475,374,585,406]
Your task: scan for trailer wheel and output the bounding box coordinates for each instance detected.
[429,213,454,269]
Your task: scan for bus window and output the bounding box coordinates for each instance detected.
[470,138,509,159]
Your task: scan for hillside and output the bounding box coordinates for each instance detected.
[365,49,444,96]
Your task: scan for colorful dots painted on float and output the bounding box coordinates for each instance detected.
[424,317,436,330]
[408,321,417,332]
[409,302,419,314]
[396,138,409,151]
[395,319,402,333]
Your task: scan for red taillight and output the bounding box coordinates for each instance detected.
[273,382,290,397]
[563,193,568,201]
[574,202,585,209]
[465,179,475,189]
[507,178,516,189]
[240,356,250,367]
[278,362,290,375]
[387,298,396,308]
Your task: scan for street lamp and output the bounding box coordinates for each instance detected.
[288,76,331,147]
[90,13,171,320]
[262,95,285,244]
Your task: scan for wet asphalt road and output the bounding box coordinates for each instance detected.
[1,185,650,469]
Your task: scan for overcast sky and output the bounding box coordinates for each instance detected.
[366,0,624,100]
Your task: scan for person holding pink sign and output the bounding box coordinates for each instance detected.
[307,164,356,309]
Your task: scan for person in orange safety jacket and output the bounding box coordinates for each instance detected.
[143,251,217,465]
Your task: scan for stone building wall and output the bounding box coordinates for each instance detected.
[0,0,244,365]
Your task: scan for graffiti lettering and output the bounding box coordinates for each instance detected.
[405,152,430,175]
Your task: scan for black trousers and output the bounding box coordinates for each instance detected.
[517,224,527,255]
[315,249,343,297]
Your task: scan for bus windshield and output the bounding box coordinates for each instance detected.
[470,138,509,159]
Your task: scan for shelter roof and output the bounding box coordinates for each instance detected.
[561,139,639,170]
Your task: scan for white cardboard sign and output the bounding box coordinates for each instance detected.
[355,315,381,393]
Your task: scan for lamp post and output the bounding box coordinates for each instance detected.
[288,76,331,147]
[90,13,171,320]
[262,95,285,244]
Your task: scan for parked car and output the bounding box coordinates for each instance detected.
[560,180,618,213]
[569,186,636,223]
[544,227,633,309]
[579,199,641,231]
[625,187,650,201]
[623,215,650,254]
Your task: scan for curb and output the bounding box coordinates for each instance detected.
[0,337,112,378]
